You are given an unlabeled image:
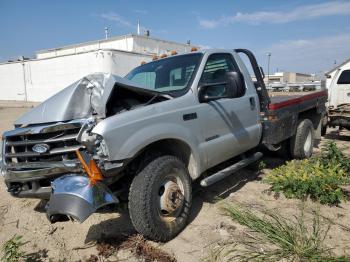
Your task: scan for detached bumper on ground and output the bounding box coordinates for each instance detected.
[46,175,119,223]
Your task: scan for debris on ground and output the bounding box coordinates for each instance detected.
[90,234,177,262]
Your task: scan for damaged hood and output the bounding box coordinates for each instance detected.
[15,73,147,127]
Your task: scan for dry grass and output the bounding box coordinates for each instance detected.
[207,203,350,262]
[87,234,176,262]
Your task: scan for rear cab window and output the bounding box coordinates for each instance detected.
[337,70,350,84]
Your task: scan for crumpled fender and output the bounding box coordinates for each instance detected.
[46,175,118,223]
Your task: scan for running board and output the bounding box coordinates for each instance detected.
[200,152,263,187]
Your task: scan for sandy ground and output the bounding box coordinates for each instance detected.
[0,105,350,261]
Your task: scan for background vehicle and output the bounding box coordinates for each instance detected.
[1,49,327,241]
[327,66,350,131]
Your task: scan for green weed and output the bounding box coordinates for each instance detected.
[264,143,350,205]
[1,235,25,262]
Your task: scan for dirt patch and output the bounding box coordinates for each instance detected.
[86,234,176,262]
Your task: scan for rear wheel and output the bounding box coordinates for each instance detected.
[290,119,314,159]
[321,114,328,136]
[276,139,291,159]
[128,155,192,242]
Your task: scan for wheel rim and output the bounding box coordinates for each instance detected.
[157,172,185,222]
[304,130,312,153]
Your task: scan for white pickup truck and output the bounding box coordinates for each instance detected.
[326,65,350,131]
[2,49,327,241]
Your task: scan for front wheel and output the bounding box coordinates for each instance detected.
[128,155,192,242]
[290,119,315,159]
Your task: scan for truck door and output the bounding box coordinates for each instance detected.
[197,53,261,169]
[333,69,350,107]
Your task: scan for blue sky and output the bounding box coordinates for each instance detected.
[0,0,350,74]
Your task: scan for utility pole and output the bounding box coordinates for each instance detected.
[21,63,28,102]
[267,52,271,88]
[104,27,109,39]
[137,20,140,35]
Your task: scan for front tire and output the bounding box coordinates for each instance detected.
[290,119,314,159]
[128,155,192,242]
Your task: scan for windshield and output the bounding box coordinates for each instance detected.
[125,53,202,94]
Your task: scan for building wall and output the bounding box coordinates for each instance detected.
[0,62,26,101]
[0,50,152,102]
[295,73,313,82]
[36,35,195,59]
[0,35,197,102]
[132,36,192,55]
[253,71,313,86]
[268,76,283,83]
[281,72,312,83]
[36,37,135,59]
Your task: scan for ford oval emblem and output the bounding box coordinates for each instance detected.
[32,143,50,154]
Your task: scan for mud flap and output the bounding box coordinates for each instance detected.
[46,174,119,223]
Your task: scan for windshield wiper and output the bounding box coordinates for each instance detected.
[145,94,160,106]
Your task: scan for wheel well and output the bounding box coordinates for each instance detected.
[298,108,322,130]
[126,139,198,180]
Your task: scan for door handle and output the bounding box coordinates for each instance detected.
[249,97,256,110]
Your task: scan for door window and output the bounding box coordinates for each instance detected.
[199,53,243,98]
[337,70,350,84]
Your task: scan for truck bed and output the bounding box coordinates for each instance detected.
[261,90,328,145]
[268,91,327,110]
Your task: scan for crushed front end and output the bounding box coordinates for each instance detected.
[1,120,85,199]
[1,72,164,221]
[1,117,123,223]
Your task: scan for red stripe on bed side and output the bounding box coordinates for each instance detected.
[268,90,327,110]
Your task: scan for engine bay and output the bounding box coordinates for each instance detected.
[105,84,170,117]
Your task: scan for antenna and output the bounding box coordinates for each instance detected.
[104,27,109,39]
[137,20,140,35]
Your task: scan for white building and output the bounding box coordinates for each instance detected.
[252,71,320,91]
[256,71,314,84]
[0,34,197,102]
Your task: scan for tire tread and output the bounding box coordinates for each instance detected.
[128,155,191,242]
[290,119,314,159]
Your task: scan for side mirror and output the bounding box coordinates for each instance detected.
[198,71,245,103]
[226,71,245,98]
[198,84,227,103]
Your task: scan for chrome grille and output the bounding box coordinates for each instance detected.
[4,126,83,165]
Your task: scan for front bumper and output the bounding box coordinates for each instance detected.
[329,106,350,128]
[3,161,82,199]
[46,174,119,223]
[2,119,86,199]
[329,116,350,129]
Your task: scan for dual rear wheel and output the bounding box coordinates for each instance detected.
[278,118,315,159]
[290,119,315,159]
